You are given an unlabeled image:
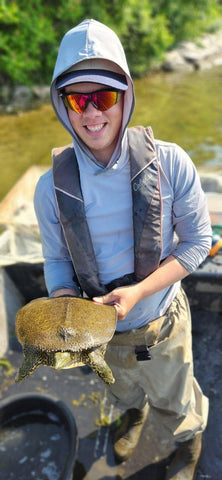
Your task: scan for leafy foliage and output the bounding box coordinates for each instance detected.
[0,1,55,85]
[114,0,173,76]
[150,0,221,40]
[0,0,221,85]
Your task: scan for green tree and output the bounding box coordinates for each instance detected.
[114,0,173,76]
[0,0,222,86]
[0,0,83,85]
[150,0,221,41]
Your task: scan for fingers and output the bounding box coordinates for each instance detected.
[93,294,125,320]
[92,296,104,304]
[113,303,125,321]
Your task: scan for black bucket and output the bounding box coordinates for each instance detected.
[0,393,78,480]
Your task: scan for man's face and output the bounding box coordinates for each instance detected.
[64,82,124,165]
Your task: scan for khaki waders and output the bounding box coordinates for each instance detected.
[105,288,208,444]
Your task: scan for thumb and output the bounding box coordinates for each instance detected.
[93,294,123,319]
[93,293,114,305]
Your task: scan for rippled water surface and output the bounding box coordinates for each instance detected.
[133,66,222,167]
[0,411,70,480]
[0,66,221,200]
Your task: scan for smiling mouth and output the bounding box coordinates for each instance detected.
[85,124,105,132]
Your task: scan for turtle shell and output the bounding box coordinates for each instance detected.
[16,297,117,353]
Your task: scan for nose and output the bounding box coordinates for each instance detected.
[83,101,102,117]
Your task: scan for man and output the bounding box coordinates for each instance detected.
[34,19,212,479]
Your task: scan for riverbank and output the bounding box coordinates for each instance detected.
[162,28,222,72]
[1,29,222,114]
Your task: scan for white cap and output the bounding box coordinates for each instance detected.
[56,58,128,91]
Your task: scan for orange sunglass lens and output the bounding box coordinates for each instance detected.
[64,91,119,113]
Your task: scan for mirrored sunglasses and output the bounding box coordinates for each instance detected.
[59,88,122,114]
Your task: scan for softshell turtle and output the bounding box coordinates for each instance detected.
[15,296,117,385]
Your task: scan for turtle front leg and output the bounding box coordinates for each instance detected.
[15,345,43,383]
[83,349,115,385]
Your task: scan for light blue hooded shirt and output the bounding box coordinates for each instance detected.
[34,19,212,331]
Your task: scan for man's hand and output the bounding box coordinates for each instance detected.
[93,255,190,321]
[93,284,140,321]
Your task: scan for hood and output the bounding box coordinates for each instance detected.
[50,19,135,167]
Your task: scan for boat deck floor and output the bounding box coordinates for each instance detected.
[0,304,221,480]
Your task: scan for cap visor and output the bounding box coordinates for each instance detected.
[56,69,128,91]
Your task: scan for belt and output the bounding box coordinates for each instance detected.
[105,259,166,293]
[105,272,135,292]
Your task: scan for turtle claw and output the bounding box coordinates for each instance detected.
[85,350,115,385]
[15,345,42,383]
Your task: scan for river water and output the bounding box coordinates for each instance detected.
[0,66,222,201]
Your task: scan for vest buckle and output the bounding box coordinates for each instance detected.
[135,345,152,361]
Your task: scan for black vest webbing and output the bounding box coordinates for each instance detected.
[53,126,162,298]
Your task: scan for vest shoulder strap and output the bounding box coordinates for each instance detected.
[128,126,162,280]
[52,143,106,297]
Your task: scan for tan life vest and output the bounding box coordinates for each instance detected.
[52,126,162,298]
